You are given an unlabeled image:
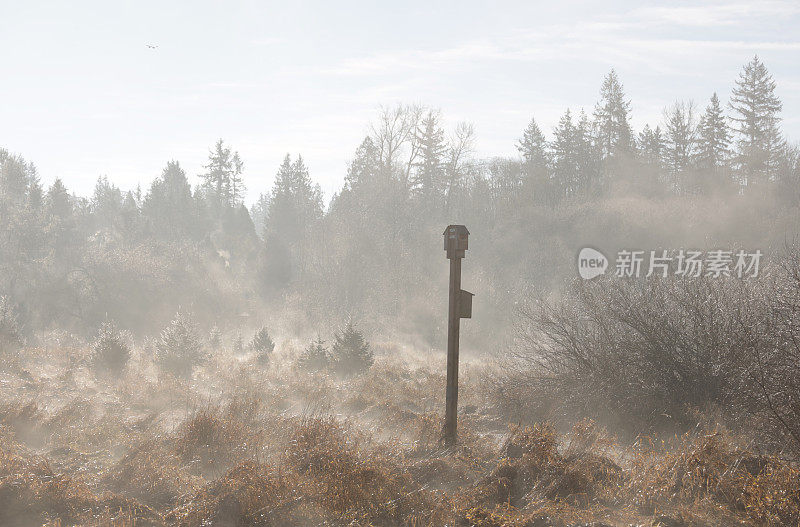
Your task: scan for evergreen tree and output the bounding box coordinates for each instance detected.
[551,109,579,197]
[92,176,123,227]
[290,155,323,226]
[155,310,204,378]
[574,110,600,194]
[231,151,246,207]
[250,326,275,354]
[517,117,548,171]
[331,322,374,376]
[638,125,665,168]
[46,179,72,221]
[250,326,274,365]
[411,110,447,207]
[272,154,294,198]
[223,203,257,239]
[0,154,29,206]
[663,101,697,177]
[695,93,730,170]
[201,139,231,209]
[250,192,270,238]
[297,337,331,372]
[26,163,43,211]
[344,137,380,192]
[44,178,76,257]
[261,155,297,289]
[517,117,550,202]
[200,139,244,210]
[120,191,141,236]
[593,70,633,157]
[144,161,194,238]
[729,56,783,183]
[261,154,323,289]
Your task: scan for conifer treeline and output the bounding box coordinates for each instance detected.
[1,56,797,340]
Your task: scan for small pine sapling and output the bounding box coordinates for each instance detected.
[155,311,204,378]
[250,327,275,365]
[331,322,374,376]
[297,337,331,372]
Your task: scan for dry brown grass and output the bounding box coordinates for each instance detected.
[627,430,800,526]
[165,462,305,526]
[287,417,427,524]
[174,409,253,473]
[0,442,162,526]
[100,440,203,509]
[1,344,798,526]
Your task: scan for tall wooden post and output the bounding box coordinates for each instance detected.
[444,256,461,444]
[443,225,472,445]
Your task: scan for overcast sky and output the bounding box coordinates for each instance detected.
[2,1,799,204]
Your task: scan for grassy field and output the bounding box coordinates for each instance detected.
[0,339,797,527]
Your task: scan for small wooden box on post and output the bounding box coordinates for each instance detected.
[443,225,473,445]
[444,224,469,256]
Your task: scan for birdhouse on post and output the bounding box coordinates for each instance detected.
[443,225,473,445]
[444,224,469,258]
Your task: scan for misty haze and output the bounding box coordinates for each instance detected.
[2,2,800,526]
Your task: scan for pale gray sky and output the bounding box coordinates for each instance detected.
[2,1,799,203]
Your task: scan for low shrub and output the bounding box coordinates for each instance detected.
[91,321,131,374]
[175,409,251,470]
[0,296,21,354]
[208,325,222,350]
[296,338,331,372]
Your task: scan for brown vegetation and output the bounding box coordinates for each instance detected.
[1,341,798,526]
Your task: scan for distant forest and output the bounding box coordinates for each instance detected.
[1,56,798,347]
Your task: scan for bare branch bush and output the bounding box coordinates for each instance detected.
[501,262,800,452]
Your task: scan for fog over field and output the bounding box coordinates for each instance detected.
[2,2,800,526]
